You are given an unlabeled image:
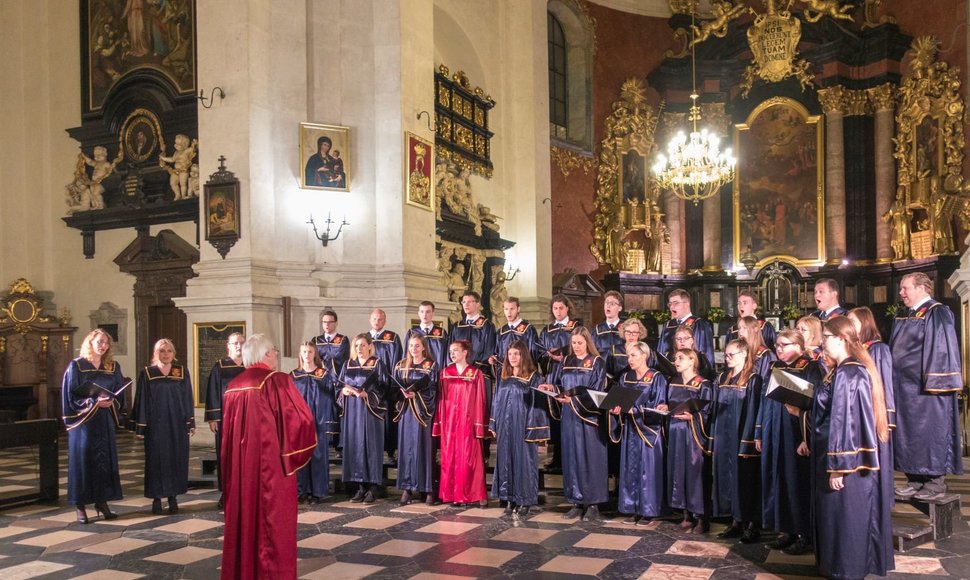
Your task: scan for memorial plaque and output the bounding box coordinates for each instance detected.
[193,322,246,407]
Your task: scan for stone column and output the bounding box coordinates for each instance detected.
[702,190,722,271]
[868,84,896,262]
[818,86,847,264]
[665,193,684,273]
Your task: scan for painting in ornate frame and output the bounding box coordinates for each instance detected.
[193,321,245,407]
[120,108,164,165]
[733,97,825,268]
[404,131,434,211]
[618,149,648,203]
[300,122,350,191]
[82,0,197,115]
[203,161,241,259]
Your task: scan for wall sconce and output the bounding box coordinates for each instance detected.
[416,110,436,132]
[505,264,521,281]
[198,87,225,109]
[307,213,348,247]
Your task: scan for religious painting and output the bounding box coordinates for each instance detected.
[193,321,245,406]
[83,0,197,114]
[619,149,647,203]
[404,131,434,211]
[300,123,350,191]
[733,97,825,268]
[204,179,240,261]
[120,108,163,164]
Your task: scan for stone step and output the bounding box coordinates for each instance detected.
[893,522,934,552]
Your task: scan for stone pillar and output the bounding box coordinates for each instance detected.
[818,86,847,264]
[665,193,684,273]
[868,84,896,262]
[702,189,722,271]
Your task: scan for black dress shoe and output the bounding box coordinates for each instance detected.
[362,489,375,504]
[718,522,743,538]
[582,505,600,522]
[95,502,117,520]
[503,503,515,516]
[739,528,761,544]
[424,493,436,506]
[516,505,531,517]
[624,514,641,525]
[350,487,366,503]
[689,519,709,534]
[298,494,309,504]
[563,505,583,519]
[151,498,164,515]
[168,497,179,515]
[914,487,947,501]
[783,535,813,555]
[895,483,921,499]
[216,495,225,510]
[767,533,795,550]
[76,507,90,524]
[451,502,465,508]
[400,490,412,506]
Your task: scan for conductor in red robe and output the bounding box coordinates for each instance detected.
[220,334,316,580]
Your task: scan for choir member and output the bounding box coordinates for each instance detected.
[133,339,195,515]
[738,316,776,381]
[610,341,667,526]
[538,294,580,471]
[757,328,820,554]
[393,335,438,506]
[796,315,824,361]
[434,340,489,507]
[489,296,541,375]
[220,334,316,580]
[592,290,625,361]
[540,327,608,522]
[489,340,549,517]
[659,289,715,370]
[724,290,776,350]
[368,308,403,461]
[891,272,963,500]
[291,341,338,504]
[665,348,713,534]
[451,291,497,379]
[672,325,715,381]
[711,339,763,543]
[338,334,388,503]
[313,310,350,374]
[405,301,450,370]
[811,278,847,320]
[811,318,892,579]
[204,332,245,508]
[62,329,124,524]
[607,318,650,380]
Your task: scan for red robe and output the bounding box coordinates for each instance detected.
[433,364,488,503]
[220,365,316,580]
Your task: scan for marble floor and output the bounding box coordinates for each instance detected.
[0,433,968,579]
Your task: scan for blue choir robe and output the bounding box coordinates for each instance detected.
[370,330,402,453]
[204,357,245,491]
[494,320,540,374]
[752,347,777,383]
[313,333,351,375]
[659,315,715,370]
[812,360,889,579]
[757,354,820,536]
[538,319,579,377]
[62,357,124,506]
[548,354,608,505]
[489,371,549,506]
[592,321,624,367]
[889,300,964,476]
[338,357,388,485]
[451,316,497,379]
[133,364,194,499]
[405,325,450,370]
[811,306,848,320]
[711,371,763,523]
[291,366,338,498]
[392,359,438,493]
[724,318,777,350]
[667,375,713,516]
[863,339,896,575]
[609,368,668,518]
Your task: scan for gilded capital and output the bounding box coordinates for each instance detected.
[817,86,847,114]
[867,83,896,112]
[844,90,871,117]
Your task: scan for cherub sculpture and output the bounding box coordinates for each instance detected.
[799,0,854,23]
[690,0,751,48]
[159,134,199,200]
[65,145,122,213]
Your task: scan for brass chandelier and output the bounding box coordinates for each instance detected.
[652,4,735,205]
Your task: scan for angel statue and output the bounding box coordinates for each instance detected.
[690,0,751,48]
[799,0,855,23]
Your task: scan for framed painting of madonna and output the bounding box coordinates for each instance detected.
[733,97,825,268]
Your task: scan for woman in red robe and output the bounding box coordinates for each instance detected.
[433,339,489,507]
[220,334,316,580]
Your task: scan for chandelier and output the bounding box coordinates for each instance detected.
[652,5,735,205]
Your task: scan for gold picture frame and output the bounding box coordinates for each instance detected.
[193,321,246,407]
[300,122,350,191]
[404,131,434,211]
[733,97,825,268]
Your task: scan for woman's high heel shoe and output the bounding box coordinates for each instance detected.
[94,502,117,520]
[151,498,164,515]
[75,506,90,525]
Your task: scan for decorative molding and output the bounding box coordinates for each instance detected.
[867,83,896,112]
[843,89,871,117]
[559,0,598,55]
[817,86,846,114]
[863,0,896,28]
[434,65,495,178]
[551,146,597,177]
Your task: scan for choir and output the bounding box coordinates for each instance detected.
[61,279,965,579]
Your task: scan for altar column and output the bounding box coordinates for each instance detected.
[702,190,722,271]
[868,84,896,262]
[665,193,684,273]
[818,86,847,264]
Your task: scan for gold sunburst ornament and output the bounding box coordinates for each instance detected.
[653,4,735,204]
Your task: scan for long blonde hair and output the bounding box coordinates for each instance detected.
[151,338,177,367]
[824,317,890,442]
[79,329,114,367]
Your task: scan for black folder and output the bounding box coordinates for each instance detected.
[643,397,710,417]
[596,385,642,413]
[652,351,678,379]
[74,380,131,399]
[766,368,815,409]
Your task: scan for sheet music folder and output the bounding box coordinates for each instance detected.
[643,397,710,417]
[766,368,815,409]
[74,380,131,399]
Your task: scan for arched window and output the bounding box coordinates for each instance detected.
[547,0,595,151]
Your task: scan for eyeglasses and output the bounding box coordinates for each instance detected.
[623,330,641,335]
[605,300,621,307]
[667,300,684,307]
[822,333,837,340]
[776,341,796,349]
[724,351,742,359]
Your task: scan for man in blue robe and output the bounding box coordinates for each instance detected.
[313,310,350,374]
[724,290,777,350]
[405,301,450,370]
[489,296,540,375]
[204,332,246,508]
[659,289,715,369]
[450,291,497,380]
[810,278,848,320]
[891,272,964,500]
[593,290,626,375]
[368,308,402,461]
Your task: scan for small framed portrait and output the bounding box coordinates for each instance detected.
[120,108,163,165]
[204,179,241,259]
[300,122,350,191]
[404,131,434,211]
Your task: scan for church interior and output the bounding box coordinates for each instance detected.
[3,0,970,577]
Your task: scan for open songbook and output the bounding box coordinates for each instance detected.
[391,373,430,394]
[74,379,132,399]
[766,368,815,409]
[652,350,678,379]
[643,397,710,417]
[531,385,643,414]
